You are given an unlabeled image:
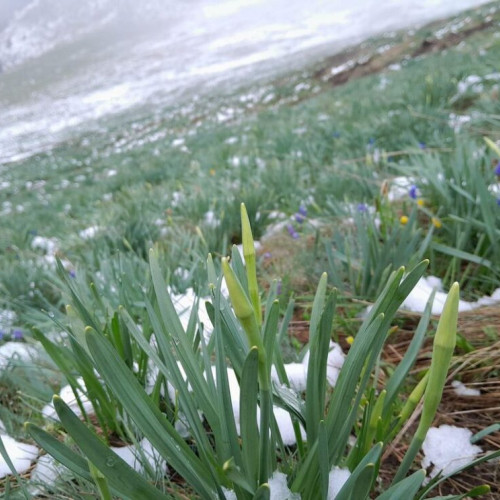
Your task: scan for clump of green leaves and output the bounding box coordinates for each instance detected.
[22,204,499,499]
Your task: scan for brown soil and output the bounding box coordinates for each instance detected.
[314,17,496,88]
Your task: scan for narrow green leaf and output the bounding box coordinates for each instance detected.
[431,242,492,268]
[346,463,376,500]
[88,459,113,500]
[335,443,382,500]
[241,202,262,326]
[213,281,242,468]
[0,434,31,499]
[306,293,336,444]
[85,329,217,497]
[383,293,433,417]
[375,470,425,499]
[470,423,500,444]
[253,483,271,500]
[318,421,329,500]
[26,422,93,480]
[263,300,280,375]
[240,347,260,489]
[222,458,255,495]
[309,272,327,342]
[52,397,168,500]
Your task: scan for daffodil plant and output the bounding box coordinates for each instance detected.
[25,204,499,499]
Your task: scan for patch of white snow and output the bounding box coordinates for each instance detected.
[0,435,38,478]
[421,425,482,481]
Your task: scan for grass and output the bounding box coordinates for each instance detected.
[1,1,500,498]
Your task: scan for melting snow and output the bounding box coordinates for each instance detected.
[422,425,482,481]
[0,309,16,330]
[451,380,481,397]
[328,466,351,499]
[169,287,214,338]
[42,377,94,421]
[268,471,301,499]
[79,225,100,239]
[31,235,59,255]
[387,176,416,202]
[0,342,39,371]
[0,435,38,478]
[401,276,500,315]
[29,454,72,495]
[110,438,167,474]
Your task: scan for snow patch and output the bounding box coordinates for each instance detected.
[422,425,482,481]
[0,435,38,478]
[0,342,39,371]
[268,471,300,499]
[31,235,59,255]
[401,276,500,315]
[451,380,481,397]
[110,438,167,474]
[29,454,72,495]
[42,377,94,421]
[328,466,351,499]
[79,225,100,240]
[387,176,416,202]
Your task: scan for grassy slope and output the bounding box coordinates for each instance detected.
[1,2,499,324]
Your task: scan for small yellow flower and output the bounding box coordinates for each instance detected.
[400,215,409,225]
[346,335,354,345]
[209,168,216,176]
[417,199,425,207]
[431,217,442,228]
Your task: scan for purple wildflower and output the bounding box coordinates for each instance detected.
[495,161,500,176]
[263,252,272,259]
[332,132,341,138]
[409,185,418,199]
[418,142,426,150]
[295,205,307,223]
[497,198,500,206]
[69,270,76,278]
[357,203,368,213]
[12,329,23,341]
[287,224,299,239]
[276,280,282,295]
[0,330,4,341]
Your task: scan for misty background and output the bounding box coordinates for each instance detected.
[0,0,493,165]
